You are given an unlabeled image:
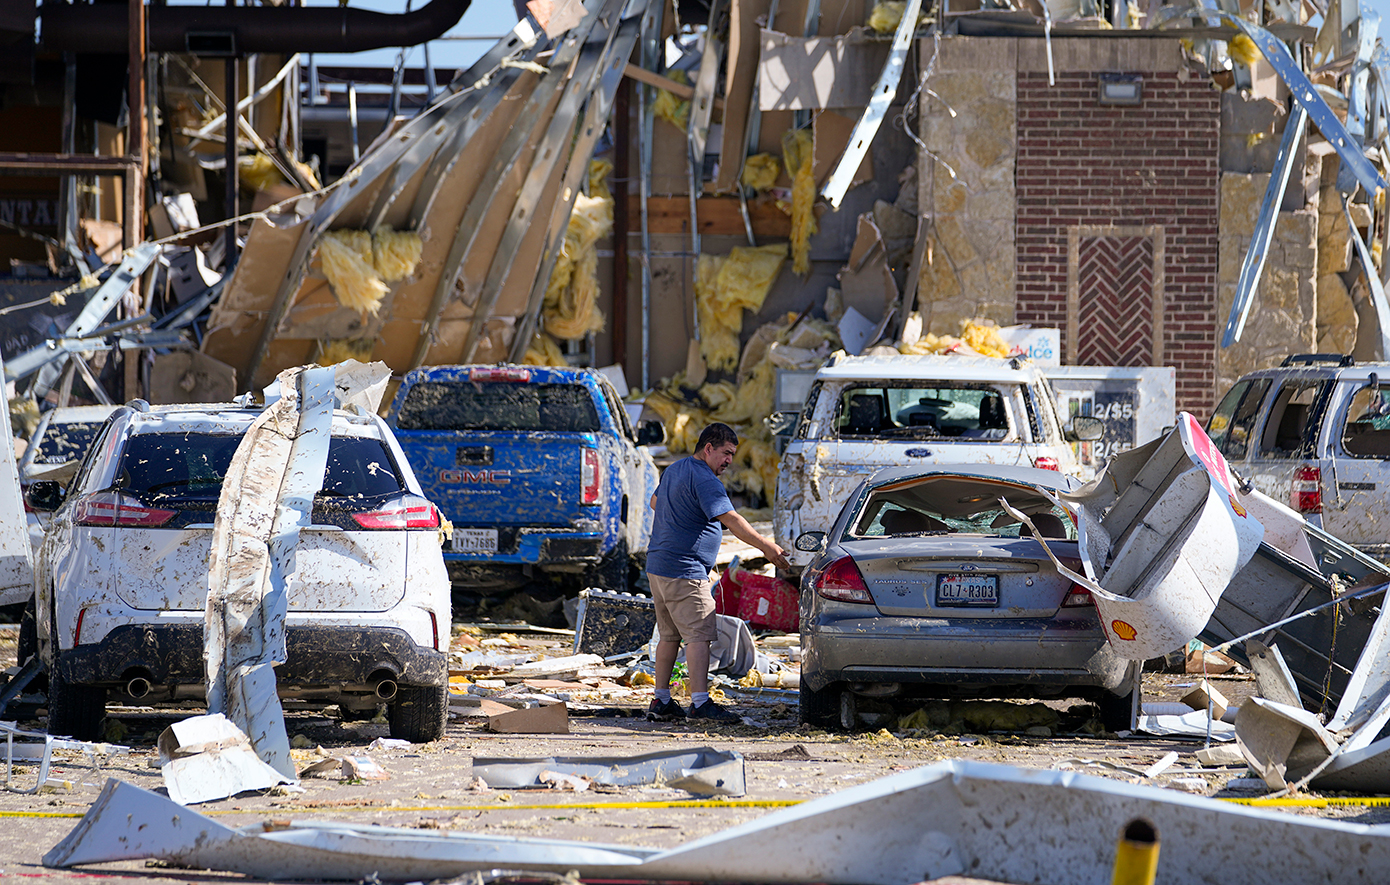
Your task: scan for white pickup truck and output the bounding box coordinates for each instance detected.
[773,353,1103,575]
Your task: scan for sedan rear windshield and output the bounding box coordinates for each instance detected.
[395,381,601,433]
[834,383,1020,439]
[114,433,404,501]
[33,421,105,464]
[851,477,1074,540]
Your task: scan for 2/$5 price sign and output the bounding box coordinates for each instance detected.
[1064,391,1136,469]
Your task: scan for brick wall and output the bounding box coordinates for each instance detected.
[1014,69,1221,415]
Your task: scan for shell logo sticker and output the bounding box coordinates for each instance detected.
[1230,496,1247,518]
[1111,620,1137,641]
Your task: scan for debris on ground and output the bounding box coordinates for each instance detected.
[44,760,1390,882]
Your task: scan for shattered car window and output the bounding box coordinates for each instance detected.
[115,432,403,500]
[395,381,601,433]
[833,383,1018,440]
[851,478,1075,541]
[1258,381,1326,459]
[33,421,105,464]
[1342,384,1390,457]
[1207,378,1270,460]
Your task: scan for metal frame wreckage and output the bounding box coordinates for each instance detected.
[13,0,1390,401]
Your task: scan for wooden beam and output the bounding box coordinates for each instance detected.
[623,64,724,112]
[628,195,791,237]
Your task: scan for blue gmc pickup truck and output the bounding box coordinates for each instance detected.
[385,365,663,594]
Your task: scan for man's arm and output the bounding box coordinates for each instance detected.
[717,510,790,570]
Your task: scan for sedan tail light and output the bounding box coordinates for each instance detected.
[1033,456,1060,472]
[351,495,441,529]
[813,556,875,604]
[580,447,601,505]
[75,492,176,527]
[1291,465,1322,513]
[1061,583,1094,607]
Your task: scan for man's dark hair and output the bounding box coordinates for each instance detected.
[696,422,739,453]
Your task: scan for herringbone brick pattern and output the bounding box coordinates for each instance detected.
[1077,235,1154,367]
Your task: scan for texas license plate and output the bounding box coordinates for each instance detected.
[452,528,498,553]
[935,573,998,607]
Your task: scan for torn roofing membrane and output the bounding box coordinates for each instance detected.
[44,760,1390,883]
[205,360,392,779]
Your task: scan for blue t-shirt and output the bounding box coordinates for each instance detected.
[646,455,733,580]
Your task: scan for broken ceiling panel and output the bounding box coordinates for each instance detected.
[757,29,890,111]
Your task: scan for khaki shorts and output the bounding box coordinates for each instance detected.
[648,573,717,643]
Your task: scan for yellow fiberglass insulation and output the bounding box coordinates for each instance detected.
[543,188,614,340]
[899,318,1011,357]
[695,253,738,371]
[238,152,284,192]
[653,70,691,132]
[523,331,569,366]
[869,0,907,33]
[372,226,423,282]
[1228,33,1261,67]
[643,389,708,454]
[741,153,781,192]
[782,129,817,276]
[589,158,614,204]
[329,228,374,265]
[316,339,375,366]
[318,233,389,315]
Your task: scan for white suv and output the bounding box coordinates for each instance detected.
[773,354,1102,574]
[1207,355,1390,561]
[28,400,451,742]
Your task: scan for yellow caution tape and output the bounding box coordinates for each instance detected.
[1219,796,1390,807]
[0,798,804,820]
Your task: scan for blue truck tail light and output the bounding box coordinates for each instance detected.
[350,495,442,529]
[469,366,531,382]
[581,447,601,505]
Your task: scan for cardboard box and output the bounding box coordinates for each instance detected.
[487,701,569,734]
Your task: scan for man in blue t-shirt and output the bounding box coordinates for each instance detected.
[645,422,789,722]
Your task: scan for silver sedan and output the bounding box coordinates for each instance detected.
[796,464,1139,731]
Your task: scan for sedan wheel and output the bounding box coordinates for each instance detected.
[839,690,859,731]
[799,679,841,728]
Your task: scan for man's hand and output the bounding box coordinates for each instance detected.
[761,541,791,571]
[719,510,791,571]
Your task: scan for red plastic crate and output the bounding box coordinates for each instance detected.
[734,572,799,633]
[714,568,741,616]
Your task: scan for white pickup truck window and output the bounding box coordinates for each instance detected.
[832,384,1018,440]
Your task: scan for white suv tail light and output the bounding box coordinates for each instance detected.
[1292,465,1322,513]
[75,492,176,527]
[350,495,441,529]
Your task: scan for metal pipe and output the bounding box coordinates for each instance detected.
[612,77,630,373]
[224,47,238,268]
[39,0,473,55]
[374,679,398,701]
[125,676,152,699]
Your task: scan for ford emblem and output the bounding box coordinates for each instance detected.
[905,448,933,458]
[960,564,977,571]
